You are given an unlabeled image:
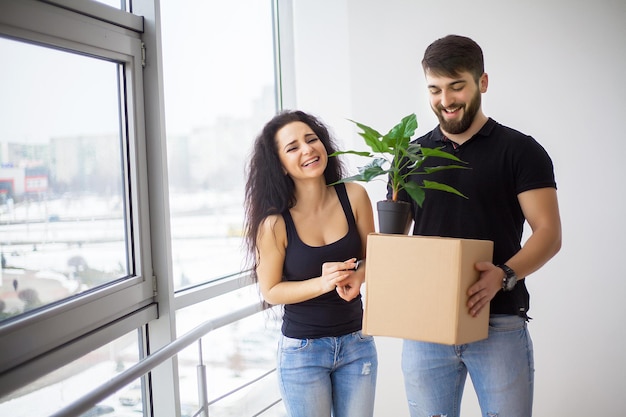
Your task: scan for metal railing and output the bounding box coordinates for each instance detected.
[49,301,280,417]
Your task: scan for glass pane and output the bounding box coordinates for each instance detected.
[0,37,129,321]
[0,330,142,417]
[160,0,277,290]
[176,290,285,416]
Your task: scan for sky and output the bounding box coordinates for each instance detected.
[0,38,119,142]
[0,1,275,142]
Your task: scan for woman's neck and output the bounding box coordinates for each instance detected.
[291,179,333,214]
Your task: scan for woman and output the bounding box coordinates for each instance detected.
[244,110,378,417]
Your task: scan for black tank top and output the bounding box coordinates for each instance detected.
[281,183,363,338]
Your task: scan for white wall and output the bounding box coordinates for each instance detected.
[289,0,626,415]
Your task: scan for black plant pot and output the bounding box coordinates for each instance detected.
[376,200,412,235]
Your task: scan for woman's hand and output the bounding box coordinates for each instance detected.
[325,258,363,302]
[320,258,357,294]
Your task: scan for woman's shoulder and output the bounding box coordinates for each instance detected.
[343,182,371,203]
[260,213,286,232]
[342,183,373,221]
[258,214,287,246]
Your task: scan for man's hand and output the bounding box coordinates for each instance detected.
[467,261,503,317]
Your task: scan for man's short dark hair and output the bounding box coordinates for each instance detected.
[422,35,484,82]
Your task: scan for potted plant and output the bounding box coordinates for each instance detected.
[330,113,467,234]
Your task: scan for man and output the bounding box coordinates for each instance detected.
[395,35,562,417]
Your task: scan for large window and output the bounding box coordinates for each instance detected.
[160,0,277,290]
[0,330,142,416]
[0,0,154,401]
[162,1,284,414]
[0,0,288,415]
[0,37,130,320]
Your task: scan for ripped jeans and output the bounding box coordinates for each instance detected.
[277,331,378,417]
[402,315,534,417]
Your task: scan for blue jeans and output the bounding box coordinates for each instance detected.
[402,315,534,417]
[277,331,378,417]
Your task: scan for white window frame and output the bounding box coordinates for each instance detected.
[0,0,157,395]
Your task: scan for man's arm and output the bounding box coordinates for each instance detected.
[467,187,562,316]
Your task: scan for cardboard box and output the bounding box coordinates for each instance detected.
[363,233,494,345]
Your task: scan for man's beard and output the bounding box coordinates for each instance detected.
[434,90,481,135]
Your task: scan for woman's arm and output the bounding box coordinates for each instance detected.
[255,215,354,305]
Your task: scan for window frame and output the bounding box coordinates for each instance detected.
[0,0,156,396]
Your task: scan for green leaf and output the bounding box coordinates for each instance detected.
[388,114,417,140]
[420,146,466,163]
[348,119,391,154]
[332,173,367,184]
[335,114,469,207]
[422,180,468,199]
[407,143,423,153]
[403,181,426,206]
[403,149,426,164]
[329,149,372,158]
[363,134,391,154]
[422,164,470,174]
[359,158,388,181]
[348,119,383,139]
[386,113,417,149]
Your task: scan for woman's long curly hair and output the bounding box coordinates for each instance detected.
[243,110,345,283]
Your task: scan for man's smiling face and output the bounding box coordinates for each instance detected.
[426,70,486,135]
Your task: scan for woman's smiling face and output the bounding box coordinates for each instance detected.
[275,121,328,180]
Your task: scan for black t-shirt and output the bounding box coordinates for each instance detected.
[281,183,363,338]
[393,118,556,317]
